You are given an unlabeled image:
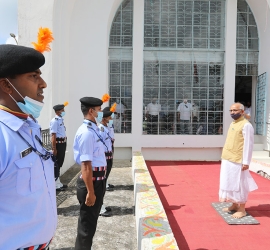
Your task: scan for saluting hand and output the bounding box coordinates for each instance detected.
[242,164,249,171]
[85,192,96,207]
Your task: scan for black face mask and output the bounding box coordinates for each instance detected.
[231,113,242,120]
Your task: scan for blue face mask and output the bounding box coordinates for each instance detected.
[7,79,44,118]
[61,111,66,117]
[93,109,103,123]
[111,113,115,119]
[108,120,113,126]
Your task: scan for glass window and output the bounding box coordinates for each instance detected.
[143,0,225,135]
[236,0,259,76]
[109,0,133,133]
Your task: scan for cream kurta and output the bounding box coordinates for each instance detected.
[219,122,258,203]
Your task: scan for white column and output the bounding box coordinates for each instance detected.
[132,0,144,151]
[251,76,257,128]
[223,0,238,133]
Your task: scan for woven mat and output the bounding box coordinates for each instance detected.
[212,202,260,225]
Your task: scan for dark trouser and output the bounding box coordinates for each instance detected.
[105,158,113,181]
[147,115,158,134]
[54,142,66,179]
[75,177,106,250]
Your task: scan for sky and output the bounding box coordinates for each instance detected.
[0,0,18,44]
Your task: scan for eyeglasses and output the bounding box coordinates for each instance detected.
[229,109,242,112]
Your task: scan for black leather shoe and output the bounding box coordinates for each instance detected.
[56,187,66,192]
[106,187,114,191]
[62,184,68,188]
[99,211,112,217]
[105,206,112,212]
[108,184,115,188]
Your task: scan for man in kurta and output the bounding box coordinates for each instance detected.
[219,102,258,218]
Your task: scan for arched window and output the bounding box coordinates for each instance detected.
[109,0,133,133]
[143,0,225,135]
[236,0,259,76]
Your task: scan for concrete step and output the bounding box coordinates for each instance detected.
[254,135,263,144]
[250,159,270,176]
[252,150,270,159]
[253,144,264,151]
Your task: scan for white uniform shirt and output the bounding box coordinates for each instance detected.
[177,102,192,120]
[245,106,251,121]
[116,103,126,114]
[0,110,57,249]
[146,103,161,115]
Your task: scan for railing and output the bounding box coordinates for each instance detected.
[41,129,52,150]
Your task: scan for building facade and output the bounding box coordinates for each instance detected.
[18,0,270,173]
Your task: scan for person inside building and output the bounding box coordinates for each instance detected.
[50,102,68,191]
[146,97,161,134]
[73,96,107,250]
[219,102,258,218]
[114,98,126,133]
[244,101,251,121]
[98,105,116,217]
[177,98,192,134]
[0,33,57,249]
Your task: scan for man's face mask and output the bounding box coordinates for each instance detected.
[231,113,242,120]
[6,78,44,118]
[92,109,103,123]
[108,120,113,126]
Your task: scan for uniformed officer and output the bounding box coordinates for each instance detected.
[50,102,68,191]
[99,106,115,217]
[107,106,116,190]
[0,43,57,249]
[73,97,107,250]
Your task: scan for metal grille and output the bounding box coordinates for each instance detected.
[109,0,133,133]
[143,0,225,135]
[109,0,133,47]
[143,51,224,135]
[255,73,267,135]
[41,129,52,150]
[109,60,132,133]
[144,0,225,49]
[236,0,259,76]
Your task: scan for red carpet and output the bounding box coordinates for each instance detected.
[146,161,270,250]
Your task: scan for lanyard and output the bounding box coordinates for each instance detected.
[83,121,108,151]
[17,132,52,161]
[0,120,53,161]
[106,131,113,141]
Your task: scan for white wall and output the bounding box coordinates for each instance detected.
[18,0,270,165]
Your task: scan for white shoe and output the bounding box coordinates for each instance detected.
[100,205,106,214]
[55,177,63,189]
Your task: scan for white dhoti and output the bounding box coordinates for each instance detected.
[219,159,258,204]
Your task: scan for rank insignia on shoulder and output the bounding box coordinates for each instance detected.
[20,147,32,158]
[101,127,104,132]
[55,118,58,120]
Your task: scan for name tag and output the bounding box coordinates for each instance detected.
[20,147,32,158]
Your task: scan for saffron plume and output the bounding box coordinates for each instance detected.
[32,27,54,53]
[102,93,110,103]
[110,103,117,112]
